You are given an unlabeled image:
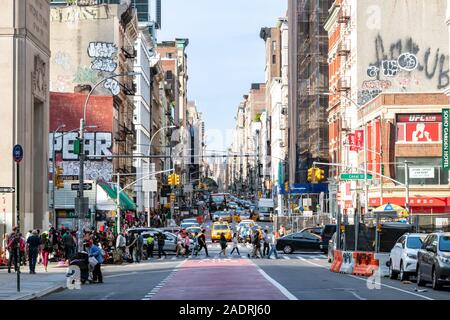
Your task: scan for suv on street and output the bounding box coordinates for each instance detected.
[389,233,427,281]
[319,224,337,253]
[417,232,450,290]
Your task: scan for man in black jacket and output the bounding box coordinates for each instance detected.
[26,230,41,274]
[197,229,209,257]
[157,233,167,259]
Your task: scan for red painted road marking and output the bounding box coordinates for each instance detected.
[150,258,290,300]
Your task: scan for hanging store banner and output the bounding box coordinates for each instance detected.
[348,133,357,151]
[355,130,364,150]
[443,109,450,170]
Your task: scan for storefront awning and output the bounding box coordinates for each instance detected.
[98,182,136,211]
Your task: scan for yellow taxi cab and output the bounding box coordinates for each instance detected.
[185,226,202,238]
[211,222,232,242]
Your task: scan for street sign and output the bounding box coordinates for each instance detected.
[340,173,373,180]
[0,187,15,193]
[13,144,23,163]
[71,183,93,191]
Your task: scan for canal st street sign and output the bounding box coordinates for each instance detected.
[442,109,450,170]
[340,173,373,180]
[0,187,15,193]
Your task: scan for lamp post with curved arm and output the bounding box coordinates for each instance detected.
[76,72,140,252]
[146,125,177,226]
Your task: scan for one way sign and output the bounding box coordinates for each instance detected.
[0,187,15,193]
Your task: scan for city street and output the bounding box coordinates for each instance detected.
[38,221,450,301]
[3,0,450,309]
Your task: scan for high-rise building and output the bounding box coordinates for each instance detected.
[0,0,51,234]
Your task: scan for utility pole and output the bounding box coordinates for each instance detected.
[116,172,121,235]
[405,160,411,224]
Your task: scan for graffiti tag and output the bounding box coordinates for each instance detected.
[87,42,117,59]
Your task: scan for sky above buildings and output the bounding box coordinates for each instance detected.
[159,0,287,153]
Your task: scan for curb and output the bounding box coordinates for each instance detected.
[15,284,66,300]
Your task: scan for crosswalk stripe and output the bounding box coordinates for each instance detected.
[283,256,291,260]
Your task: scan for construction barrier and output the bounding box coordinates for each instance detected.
[352,252,378,277]
[340,251,355,274]
[330,250,343,273]
[374,253,390,277]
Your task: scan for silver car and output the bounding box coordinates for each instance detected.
[141,231,192,254]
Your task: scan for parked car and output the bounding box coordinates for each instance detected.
[319,224,337,253]
[276,231,322,254]
[417,232,450,290]
[389,233,427,281]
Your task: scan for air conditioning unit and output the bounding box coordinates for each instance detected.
[337,40,351,56]
[337,77,351,92]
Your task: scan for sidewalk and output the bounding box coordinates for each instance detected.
[0,262,68,300]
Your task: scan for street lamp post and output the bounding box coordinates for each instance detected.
[77,72,139,252]
[147,125,176,227]
[52,125,96,228]
[116,169,175,234]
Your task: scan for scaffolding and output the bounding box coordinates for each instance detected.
[293,0,332,182]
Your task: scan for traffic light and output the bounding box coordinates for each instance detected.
[284,181,289,193]
[55,166,64,189]
[168,174,175,186]
[175,174,180,185]
[315,168,325,182]
[307,168,316,183]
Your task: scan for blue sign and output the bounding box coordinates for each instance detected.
[13,144,23,163]
[384,203,394,211]
[289,183,329,195]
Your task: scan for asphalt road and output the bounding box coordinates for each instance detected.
[39,218,450,300]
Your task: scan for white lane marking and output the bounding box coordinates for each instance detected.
[251,264,298,300]
[283,256,291,260]
[350,291,367,301]
[101,292,115,300]
[141,259,186,300]
[297,256,434,301]
[104,271,137,278]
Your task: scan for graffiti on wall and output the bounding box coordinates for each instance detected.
[50,160,113,182]
[49,132,113,161]
[358,89,382,106]
[87,42,119,95]
[359,35,450,105]
[367,35,449,89]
